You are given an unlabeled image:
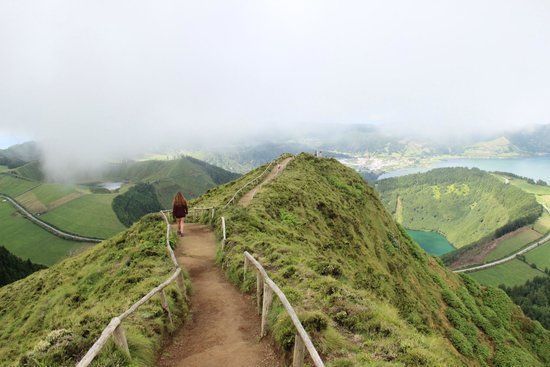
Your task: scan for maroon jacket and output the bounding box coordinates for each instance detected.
[172,203,188,219]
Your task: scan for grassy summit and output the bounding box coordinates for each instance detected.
[193,154,549,366]
[0,214,190,367]
[376,168,542,249]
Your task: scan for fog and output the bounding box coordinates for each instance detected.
[1,1,550,178]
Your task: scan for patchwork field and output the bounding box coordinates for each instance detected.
[0,174,39,197]
[468,259,544,287]
[484,228,541,262]
[0,201,91,265]
[40,194,126,238]
[525,241,550,271]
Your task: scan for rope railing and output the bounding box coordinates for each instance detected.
[75,212,185,367]
[243,251,325,367]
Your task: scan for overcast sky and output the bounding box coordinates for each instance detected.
[1,1,550,172]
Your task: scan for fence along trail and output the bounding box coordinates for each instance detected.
[156,223,281,367]
[78,155,324,366]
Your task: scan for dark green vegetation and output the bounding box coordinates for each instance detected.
[377,167,542,249]
[0,201,91,265]
[501,276,550,329]
[0,214,190,366]
[112,183,163,226]
[0,246,45,286]
[406,229,455,256]
[193,154,549,366]
[104,156,240,207]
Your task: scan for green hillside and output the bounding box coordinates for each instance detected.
[192,154,549,366]
[104,156,240,207]
[0,214,190,366]
[0,246,45,286]
[377,168,542,249]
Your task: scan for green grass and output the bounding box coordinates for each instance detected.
[469,259,544,287]
[41,194,126,238]
[0,165,7,173]
[0,174,39,197]
[508,178,550,196]
[378,168,542,249]
[0,214,191,366]
[0,201,90,266]
[525,241,550,271]
[484,229,541,262]
[192,154,549,367]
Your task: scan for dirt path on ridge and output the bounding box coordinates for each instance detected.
[238,157,293,207]
[156,223,281,367]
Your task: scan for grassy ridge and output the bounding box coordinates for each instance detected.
[193,154,549,366]
[0,214,190,366]
[0,201,91,265]
[377,168,542,249]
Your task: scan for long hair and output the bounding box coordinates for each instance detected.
[173,192,187,207]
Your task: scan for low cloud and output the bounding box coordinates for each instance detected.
[1,0,549,179]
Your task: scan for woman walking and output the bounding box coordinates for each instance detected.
[172,192,188,237]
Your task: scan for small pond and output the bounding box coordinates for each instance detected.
[98,182,124,191]
[406,229,455,256]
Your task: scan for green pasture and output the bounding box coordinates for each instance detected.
[0,201,91,266]
[40,194,126,238]
[525,241,550,271]
[469,259,544,287]
[484,229,541,262]
[0,174,39,197]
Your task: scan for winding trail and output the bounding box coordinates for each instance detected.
[239,157,292,207]
[0,193,102,242]
[455,204,550,273]
[156,224,281,367]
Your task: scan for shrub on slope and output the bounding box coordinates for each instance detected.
[0,214,190,367]
[193,154,549,366]
[0,246,45,286]
[377,167,542,249]
[112,183,163,226]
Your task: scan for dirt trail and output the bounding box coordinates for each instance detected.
[239,157,293,207]
[157,223,281,367]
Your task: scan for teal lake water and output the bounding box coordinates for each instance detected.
[378,156,550,182]
[407,230,455,256]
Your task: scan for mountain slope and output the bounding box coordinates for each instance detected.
[376,168,542,249]
[104,156,240,207]
[193,154,549,366]
[0,214,190,366]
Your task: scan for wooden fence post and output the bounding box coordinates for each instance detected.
[261,283,274,337]
[158,289,173,326]
[221,217,226,250]
[292,333,306,367]
[211,208,215,219]
[112,322,130,357]
[256,272,263,315]
[243,257,248,281]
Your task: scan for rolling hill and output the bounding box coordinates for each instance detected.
[192,154,549,366]
[376,167,542,249]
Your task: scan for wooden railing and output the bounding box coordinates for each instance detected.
[75,212,186,367]
[222,161,274,209]
[243,251,325,367]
